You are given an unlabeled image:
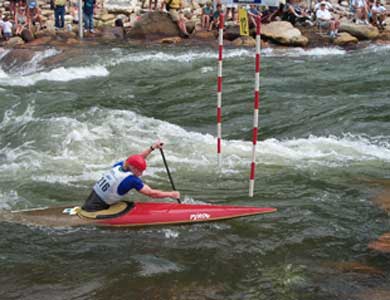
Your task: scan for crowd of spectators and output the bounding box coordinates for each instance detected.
[0,0,388,42]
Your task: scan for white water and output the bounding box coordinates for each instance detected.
[1,104,389,187]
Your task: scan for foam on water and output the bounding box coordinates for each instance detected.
[0,65,109,87]
[1,104,389,191]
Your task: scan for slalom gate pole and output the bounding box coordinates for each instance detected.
[249,15,261,198]
[217,13,224,167]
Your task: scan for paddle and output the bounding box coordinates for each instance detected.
[159,147,181,204]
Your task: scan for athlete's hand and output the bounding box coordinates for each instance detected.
[152,140,164,150]
[171,191,180,199]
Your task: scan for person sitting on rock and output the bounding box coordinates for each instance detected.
[351,0,369,24]
[201,1,213,31]
[0,16,13,41]
[247,4,261,27]
[142,0,158,11]
[15,5,28,35]
[161,0,190,38]
[209,2,223,30]
[316,1,340,38]
[28,1,44,30]
[371,0,387,29]
[283,0,313,26]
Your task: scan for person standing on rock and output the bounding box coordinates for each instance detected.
[0,16,13,41]
[83,0,96,33]
[161,0,190,38]
[54,0,67,30]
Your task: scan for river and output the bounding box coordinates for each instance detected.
[0,44,389,299]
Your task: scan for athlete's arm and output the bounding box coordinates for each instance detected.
[138,184,180,199]
[138,140,164,159]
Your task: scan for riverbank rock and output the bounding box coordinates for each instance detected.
[0,48,35,71]
[261,21,309,47]
[127,11,180,39]
[334,32,359,46]
[232,36,256,47]
[368,233,390,253]
[192,30,215,40]
[2,37,25,48]
[339,23,379,40]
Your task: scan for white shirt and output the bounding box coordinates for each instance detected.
[372,4,386,13]
[0,20,13,34]
[316,8,332,21]
[314,1,333,11]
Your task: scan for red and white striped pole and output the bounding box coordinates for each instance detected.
[249,15,261,197]
[217,13,224,167]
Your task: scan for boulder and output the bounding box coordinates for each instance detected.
[3,37,25,48]
[95,13,116,22]
[261,21,309,47]
[224,25,241,41]
[333,32,358,45]
[158,37,182,44]
[192,30,216,39]
[185,20,196,34]
[339,22,379,40]
[377,29,390,41]
[20,29,35,43]
[0,48,35,71]
[127,11,180,40]
[232,36,256,47]
[34,28,57,39]
[101,26,125,39]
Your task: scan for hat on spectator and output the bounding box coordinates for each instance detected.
[320,1,326,5]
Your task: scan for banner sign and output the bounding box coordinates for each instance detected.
[233,0,279,6]
[238,8,249,36]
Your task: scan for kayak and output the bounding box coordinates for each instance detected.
[4,201,277,228]
[91,202,277,227]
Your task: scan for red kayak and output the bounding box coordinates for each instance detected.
[92,202,277,227]
[5,201,276,228]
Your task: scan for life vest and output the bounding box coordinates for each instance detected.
[93,166,134,205]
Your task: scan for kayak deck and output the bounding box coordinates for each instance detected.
[3,202,277,228]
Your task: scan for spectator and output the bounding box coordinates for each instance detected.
[54,0,67,30]
[0,16,13,40]
[225,0,237,21]
[142,0,158,10]
[351,0,369,24]
[161,0,190,38]
[371,0,386,28]
[209,2,223,30]
[283,0,313,26]
[316,1,340,38]
[27,1,44,30]
[83,0,95,33]
[201,1,213,31]
[247,4,261,27]
[15,5,28,35]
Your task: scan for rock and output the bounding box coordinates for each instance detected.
[333,32,359,45]
[224,25,241,41]
[368,233,390,253]
[3,37,25,48]
[27,36,54,46]
[20,29,35,43]
[95,13,116,22]
[158,37,182,44]
[192,30,216,39]
[127,11,180,40]
[34,28,57,39]
[377,29,390,41]
[0,48,35,71]
[339,22,380,40]
[261,21,309,47]
[101,26,125,39]
[232,36,256,47]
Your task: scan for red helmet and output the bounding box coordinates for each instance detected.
[126,155,147,171]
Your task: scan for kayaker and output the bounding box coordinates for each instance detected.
[82,141,180,212]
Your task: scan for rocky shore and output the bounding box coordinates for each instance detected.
[1,0,390,52]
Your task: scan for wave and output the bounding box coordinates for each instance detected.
[1,104,389,186]
[0,65,109,87]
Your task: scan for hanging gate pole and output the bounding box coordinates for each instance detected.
[217,13,225,167]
